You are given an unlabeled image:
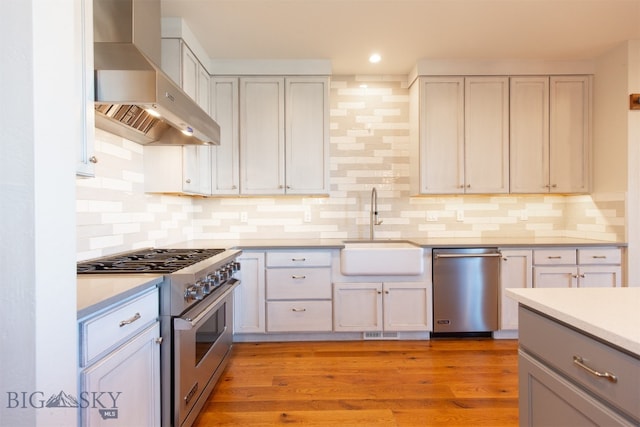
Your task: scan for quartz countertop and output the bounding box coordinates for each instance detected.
[172,236,624,250]
[77,274,163,319]
[506,287,640,356]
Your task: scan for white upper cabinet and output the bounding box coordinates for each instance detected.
[162,38,210,114]
[510,75,591,194]
[510,77,550,193]
[549,76,591,193]
[412,73,591,195]
[210,77,240,195]
[285,77,330,195]
[238,76,329,195]
[417,77,465,194]
[240,77,286,194]
[414,76,508,194]
[464,77,510,194]
[76,0,96,177]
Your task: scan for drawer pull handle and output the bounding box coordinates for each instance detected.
[291,275,306,279]
[573,356,617,383]
[291,308,307,312]
[291,258,306,262]
[592,255,607,259]
[547,256,562,259]
[119,312,141,327]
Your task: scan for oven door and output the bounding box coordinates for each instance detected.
[173,279,239,427]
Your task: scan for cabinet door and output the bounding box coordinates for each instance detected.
[510,77,549,193]
[181,44,199,101]
[77,0,95,177]
[182,145,212,195]
[81,323,160,426]
[549,76,591,193]
[285,77,329,194]
[383,282,430,331]
[418,77,465,194]
[234,252,266,334]
[519,351,633,427]
[464,77,510,193]
[210,77,240,194]
[499,250,532,330]
[240,77,285,194]
[533,266,578,288]
[578,265,621,288]
[333,283,382,331]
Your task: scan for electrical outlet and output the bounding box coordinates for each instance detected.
[520,210,528,221]
[426,211,438,222]
[240,212,248,223]
[304,210,311,222]
[456,210,464,222]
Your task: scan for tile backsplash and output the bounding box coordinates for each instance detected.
[77,76,625,259]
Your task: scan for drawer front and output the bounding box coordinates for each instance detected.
[533,249,576,265]
[266,251,331,268]
[81,288,159,366]
[266,268,331,300]
[578,248,622,265]
[267,301,333,332]
[519,307,640,422]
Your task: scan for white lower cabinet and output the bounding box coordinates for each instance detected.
[533,248,622,288]
[333,282,430,332]
[265,250,332,332]
[78,287,160,426]
[234,251,266,334]
[498,249,532,332]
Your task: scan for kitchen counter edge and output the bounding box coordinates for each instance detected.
[77,274,163,319]
[506,287,640,356]
[178,237,626,250]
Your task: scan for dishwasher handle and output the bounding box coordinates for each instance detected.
[434,252,502,259]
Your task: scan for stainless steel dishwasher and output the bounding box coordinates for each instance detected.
[432,248,501,336]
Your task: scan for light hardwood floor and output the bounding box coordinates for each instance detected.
[193,339,519,426]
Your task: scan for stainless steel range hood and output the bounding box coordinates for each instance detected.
[93,0,220,145]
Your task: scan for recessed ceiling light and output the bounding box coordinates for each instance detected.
[369,53,381,64]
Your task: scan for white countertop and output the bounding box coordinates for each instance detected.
[77,274,163,319]
[172,236,624,250]
[506,287,640,356]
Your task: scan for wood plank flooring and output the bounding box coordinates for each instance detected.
[193,339,519,426]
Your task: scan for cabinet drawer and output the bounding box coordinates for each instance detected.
[533,249,576,265]
[266,268,331,299]
[81,288,159,366]
[578,248,621,265]
[266,301,332,332]
[519,307,640,422]
[266,251,331,267]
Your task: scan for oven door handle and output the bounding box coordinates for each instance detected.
[174,279,240,331]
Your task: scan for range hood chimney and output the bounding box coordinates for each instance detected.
[93,0,220,145]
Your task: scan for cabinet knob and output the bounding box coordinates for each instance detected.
[89,156,98,164]
[155,337,163,345]
[466,184,471,188]
[185,178,192,184]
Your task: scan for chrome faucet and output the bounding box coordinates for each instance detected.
[370,187,383,239]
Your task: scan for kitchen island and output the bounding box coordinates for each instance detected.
[506,287,640,426]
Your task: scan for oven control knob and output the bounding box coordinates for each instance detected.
[233,261,241,272]
[206,273,220,288]
[184,284,204,301]
[219,269,228,281]
[200,278,212,295]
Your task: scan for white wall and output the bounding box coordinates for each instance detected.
[626,40,640,285]
[0,1,78,425]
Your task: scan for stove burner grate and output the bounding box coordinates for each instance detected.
[77,248,226,274]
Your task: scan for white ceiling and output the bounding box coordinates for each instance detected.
[161,0,640,75]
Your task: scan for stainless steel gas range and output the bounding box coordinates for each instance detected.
[77,247,242,427]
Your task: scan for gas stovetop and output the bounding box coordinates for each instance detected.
[76,248,226,274]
